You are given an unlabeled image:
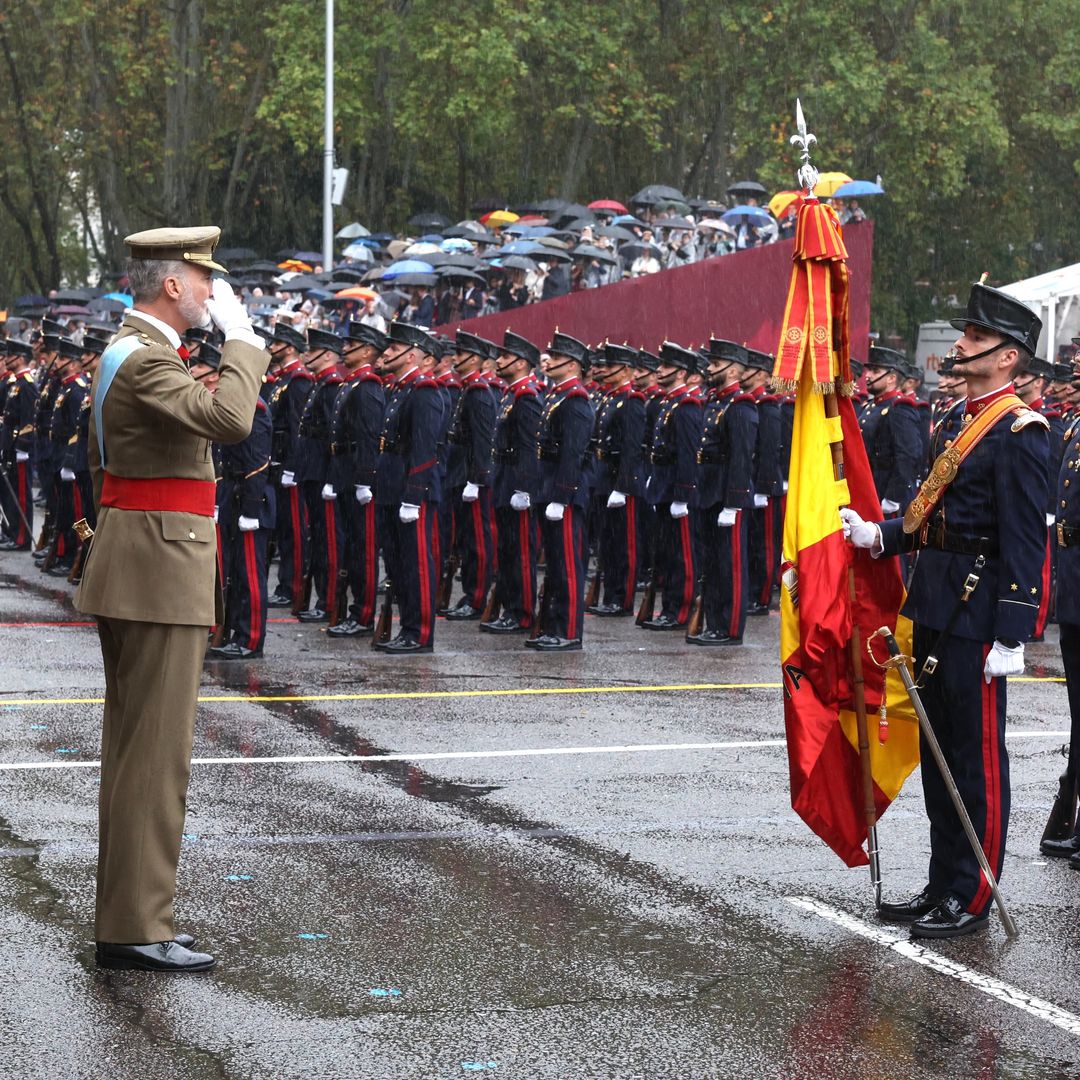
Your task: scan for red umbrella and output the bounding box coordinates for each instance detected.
[515,214,549,225]
[588,199,628,214]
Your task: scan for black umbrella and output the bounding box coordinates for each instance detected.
[443,224,499,243]
[407,212,451,229]
[495,255,537,272]
[654,200,693,216]
[216,247,259,262]
[88,297,129,314]
[439,267,486,283]
[559,216,599,233]
[596,224,637,242]
[53,287,96,304]
[653,215,696,230]
[726,180,767,198]
[389,271,438,287]
[620,241,663,261]
[14,294,47,308]
[630,184,685,205]
[246,261,282,274]
[331,267,368,282]
[426,252,482,269]
[277,275,323,292]
[572,244,618,265]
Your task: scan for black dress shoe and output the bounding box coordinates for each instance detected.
[327,618,372,637]
[1069,851,1080,871]
[3,542,31,552]
[267,592,294,608]
[686,629,742,646]
[207,642,263,660]
[445,603,481,621]
[641,614,684,631]
[527,634,582,651]
[587,602,627,617]
[747,602,770,616]
[878,886,941,924]
[479,615,525,634]
[174,933,196,949]
[95,940,216,972]
[1040,833,1080,858]
[45,563,74,577]
[32,549,47,563]
[374,636,433,655]
[297,608,329,623]
[910,895,989,939]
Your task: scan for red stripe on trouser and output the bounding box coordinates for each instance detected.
[518,510,533,623]
[290,487,303,593]
[432,508,442,588]
[759,502,775,605]
[729,512,743,637]
[563,508,578,640]
[73,484,82,521]
[676,514,694,623]
[16,463,28,544]
[244,530,261,650]
[361,502,377,624]
[971,649,1001,913]
[1034,532,1052,637]
[417,504,433,644]
[471,498,488,608]
[324,502,339,614]
[624,499,637,609]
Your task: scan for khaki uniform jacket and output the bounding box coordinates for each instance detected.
[75,314,266,625]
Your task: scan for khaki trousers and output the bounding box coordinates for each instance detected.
[95,616,207,943]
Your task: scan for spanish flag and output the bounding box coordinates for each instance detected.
[775,199,919,867]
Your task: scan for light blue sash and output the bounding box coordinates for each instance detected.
[93,335,144,466]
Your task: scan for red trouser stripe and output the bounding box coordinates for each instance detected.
[676,514,694,623]
[518,510,533,624]
[417,504,432,644]
[624,498,637,610]
[563,508,578,640]
[290,488,304,595]
[361,502,377,624]
[1034,531,1052,638]
[244,530,261,650]
[325,501,339,614]
[729,512,743,638]
[971,650,1001,914]
[759,501,775,605]
[471,498,488,608]
[16,463,28,544]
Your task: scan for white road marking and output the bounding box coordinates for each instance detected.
[787,896,1080,1037]
[0,730,1068,774]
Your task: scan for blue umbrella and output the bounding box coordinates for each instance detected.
[832,180,886,198]
[499,240,548,256]
[102,291,134,307]
[721,205,773,228]
[383,258,440,277]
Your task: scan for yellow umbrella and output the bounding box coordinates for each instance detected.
[813,172,854,199]
[769,190,802,220]
[484,209,520,228]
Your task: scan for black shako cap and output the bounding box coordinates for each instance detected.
[549,331,589,367]
[866,345,907,374]
[949,282,1042,356]
[307,327,344,357]
[388,321,440,358]
[346,320,389,351]
[659,341,699,372]
[272,325,308,352]
[706,338,748,365]
[501,330,540,367]
[602,342,638,367]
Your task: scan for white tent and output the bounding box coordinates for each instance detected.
[1000,261,1080,362]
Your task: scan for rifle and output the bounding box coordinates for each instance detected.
[330,567,349,628]
[1041,766,1078,845]
[372,579,394,648]
[0,465,33,540]
[479,579,499,623]
[292,562,314,617]
[686,582,705,638]
[437,553,459,612]
[635,568,658,625]
[528,577,548,641]
[585,554,601,609]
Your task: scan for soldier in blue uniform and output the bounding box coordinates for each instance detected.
[64,333,105,579]
[901,362,933,466]
[480,331,543,634]
[432,345,463,609]
[443,331,498,620]
[688,339,758,645]
[641,342,703,631]
[31,324,64,561]
[586,342,646,616]
[633,349,664,591]
[373,322,446,654]
[326,321,386,637]
[526,332,595,651]
[845,282,1049,938]
[0,340,37,550]
[266,325,314,609]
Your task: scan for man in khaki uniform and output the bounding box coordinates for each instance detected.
[75,226,267,971]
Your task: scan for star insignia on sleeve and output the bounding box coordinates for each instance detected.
[1010,584,1018,591]
[1031,587,1038,594]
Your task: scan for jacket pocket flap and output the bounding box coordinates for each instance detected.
[161,513,215,542]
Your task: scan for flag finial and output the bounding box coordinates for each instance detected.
[791,99,819,197]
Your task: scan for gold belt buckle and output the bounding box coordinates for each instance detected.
[73,518,94,542]
[1059,521,1067,548]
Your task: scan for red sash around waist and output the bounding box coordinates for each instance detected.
[101,473,216,516]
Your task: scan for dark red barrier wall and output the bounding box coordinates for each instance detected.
[443,220,873,355]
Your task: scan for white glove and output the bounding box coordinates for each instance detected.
[462,482,480,502]
[60,467,76,482]
[1047,513,1056,528]
[399,502,420,523]
[238,515,260,532]
[205,278,253,337]
[213,504,219,524]
[881,498,901,514]
[607,490,627,509]
[355,484,373,505]
[670,501,689,518]
[15,450,29,463]
[717,508,738,527]
[839,507,879,550]
[545,501,565,521]
[782,481,789,494]
[511,491,531,512]
[281,470,296,488]
[984,640,1025,683]
[321,483,337,500]
[753,494,769,509]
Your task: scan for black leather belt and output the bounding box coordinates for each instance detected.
[1058,522,1080,548]
[923,524,997,558]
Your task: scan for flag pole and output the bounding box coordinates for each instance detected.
[790,100,882,902]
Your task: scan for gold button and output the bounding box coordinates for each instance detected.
[1063,500,1068,508]
[188,530,196,539]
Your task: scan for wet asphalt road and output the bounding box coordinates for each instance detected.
[1,549,1079,1079]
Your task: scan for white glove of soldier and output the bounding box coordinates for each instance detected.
[205,278,254,337]
[984,640,1025,683]
[321,483,337,500]
[545,501,565,521]
[782,481,789,494]
[717,508,738,527]
[355,484,373,505]
[60,467,76,482]
[511,491,531,512]
[281,470,296,488]
[399,502,420,524]
[238,515,260,532]
[462,482,480,502]
[881,498,901,514]
[213,505,219,524]
[839,507,880,550]
[1047,513,1056,528]
[15,451,29,463]
[753,493,769,509]
[670,501,689,518]
[607,490,627,509]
